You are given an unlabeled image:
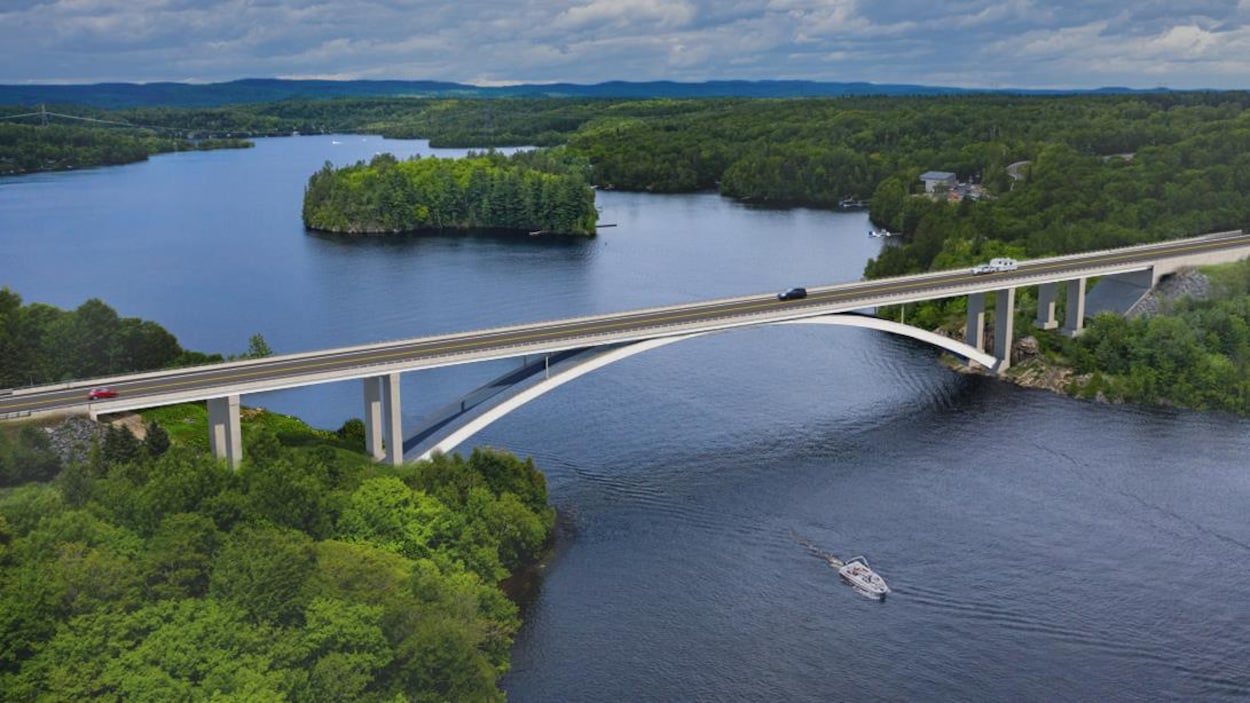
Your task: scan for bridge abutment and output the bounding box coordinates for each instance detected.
[207,395,242,468]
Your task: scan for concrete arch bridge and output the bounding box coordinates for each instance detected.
[3,231,1247,466]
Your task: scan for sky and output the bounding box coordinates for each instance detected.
[3,0,1250,89]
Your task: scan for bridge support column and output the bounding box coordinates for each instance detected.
[965,293,986,353]
[363,377,385,461]
[1063,278,1088,337]
[207,395,242,469]
[1034,282,1059,330]
[363,374,404,465]
[382,373,403,465]
[994,288,1016,373]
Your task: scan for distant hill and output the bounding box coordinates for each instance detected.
[0,78,1173,109]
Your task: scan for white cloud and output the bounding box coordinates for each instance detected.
[553,0,698,30]
[2,0,1250,88]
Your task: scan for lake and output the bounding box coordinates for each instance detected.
[2,136,1247,700]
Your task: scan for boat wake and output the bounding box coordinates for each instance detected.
[790,530,891,599]
[789,529,843,568]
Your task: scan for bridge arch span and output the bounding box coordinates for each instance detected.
[777,313,997,368]
[409,313,993,461]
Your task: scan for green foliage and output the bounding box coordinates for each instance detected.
[0,397,554,700]
[246,332,273,358]
[0,119,251,176]
[337,418,367,446]
[861,102,1250,278]
[303,149,598,235]
[238,448,338,538]
[142,513,220,600]
[102,424,143,466]
[209,525,316,625]
[0,424,62,487]
[7,599,289,700]
[0,482,65,536]
[298,597,393,699]
[0,288,223,388]
[1063,263,1250,413]
[336,476,454,561]
[17,92,1250,218]
[144,421,171,458]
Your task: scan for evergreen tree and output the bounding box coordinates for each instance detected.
[143,421,171,458]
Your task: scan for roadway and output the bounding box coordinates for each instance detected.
[4,230,1250,418]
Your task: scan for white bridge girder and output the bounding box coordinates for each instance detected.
[408,313,994,461]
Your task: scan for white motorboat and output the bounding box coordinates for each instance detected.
[838,556,890,599]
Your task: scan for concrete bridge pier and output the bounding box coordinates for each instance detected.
[207,395,242,468]
[965,288,1017,374]
[994,288,1016,373]
[1034,282,1059,330]
[966,292,986,354]
[363,373,404,465]
[1063,278,1088,337]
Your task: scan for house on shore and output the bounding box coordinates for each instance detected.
[919,170,958,194]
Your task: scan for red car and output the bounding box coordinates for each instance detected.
[87,387,118,400]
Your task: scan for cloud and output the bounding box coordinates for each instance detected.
[553,0,698,30]
[1,0,1249,88]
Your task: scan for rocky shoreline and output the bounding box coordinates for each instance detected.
[953,267,1213,399]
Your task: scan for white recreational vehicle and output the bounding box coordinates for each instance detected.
[970,257,1018,274]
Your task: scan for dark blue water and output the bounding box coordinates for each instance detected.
[2,137,1248,701]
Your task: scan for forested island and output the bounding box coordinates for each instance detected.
[302,150,597,236]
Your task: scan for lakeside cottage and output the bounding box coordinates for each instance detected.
[919,170,958,193]
[919,170,990,203]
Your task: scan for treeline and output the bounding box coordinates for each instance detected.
[1061,260,1250,413]
[0,289,235,388]
[103,92,1250,208]
[0,409,555,700]
[0,289,271,389]
[116,98,626,147]
[303,149,597,235]
[564,93,1250,206]
[865,125,1250,279]
[0,120,250,175]
[17,92,1250,210]
[854,98,1250,345]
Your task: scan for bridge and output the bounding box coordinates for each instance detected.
[4,230,1249,467]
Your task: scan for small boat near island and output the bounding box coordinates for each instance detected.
[868,228,895,238]
[838,556,891,600]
